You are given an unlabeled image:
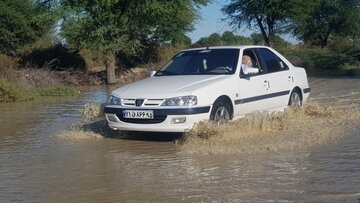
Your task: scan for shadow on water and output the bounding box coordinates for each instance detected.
[80,120,184,142]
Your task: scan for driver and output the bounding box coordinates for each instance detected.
[241,55,259,74]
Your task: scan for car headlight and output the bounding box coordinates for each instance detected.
[161,95,197,106]
[107,95,121,105]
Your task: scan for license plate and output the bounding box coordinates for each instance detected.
[123,110,154,119]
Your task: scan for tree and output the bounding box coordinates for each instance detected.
[250,32,290,47]
[61,0,209,84]
[207,33,223,45]
[173,34,192,47]
[194,31,251,46]
[222,0,309,47]
[0,0,55,55]
[250,33,264,45]
[293,0,360,48]
[221,31,252,45]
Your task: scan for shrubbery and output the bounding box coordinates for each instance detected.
[0,54,18,78]
[280,45,360,70]
[37,86,78,97]
[0,80,35,102]
[0,79,78,103]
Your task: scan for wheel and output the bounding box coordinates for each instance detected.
[210,99,231,124]
[288,90,302,108]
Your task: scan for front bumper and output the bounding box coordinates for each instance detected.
[104,106,211,132]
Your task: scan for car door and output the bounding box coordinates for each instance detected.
[255,48,292,109]
[236,49,271,116]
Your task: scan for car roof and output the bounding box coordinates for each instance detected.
[182,45,270,52]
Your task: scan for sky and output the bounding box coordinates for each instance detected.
[187,0,249,42]
[187,0,298,44]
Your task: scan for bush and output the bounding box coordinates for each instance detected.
[279,47,314,69]
[0,54,18,79]
[0,54,18,70]
[79,49,106,73]
[280,45,360,70]
[0,79,35,102]
[20,44,85,70]
[37,85,78,96]
[0,79,79,103]
[154,45,183,62]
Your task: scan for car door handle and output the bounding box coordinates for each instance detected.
[264,80,270,89]
[288,76,294,82]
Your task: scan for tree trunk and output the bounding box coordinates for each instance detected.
[106,55,116,84]
[266,35,272,47]
[256,16,271,47]
[320,35,329,48]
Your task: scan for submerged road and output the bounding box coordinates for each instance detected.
[0,76,360,202]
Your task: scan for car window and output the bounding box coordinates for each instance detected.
[160,56,191,75]
[243,49,260,69]
[156,49,240,76]
[278,58,289,70]
[241,49,262,75]
[257,48,284,73]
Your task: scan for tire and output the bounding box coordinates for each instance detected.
[288,90,302,108]
[210,99,231,124]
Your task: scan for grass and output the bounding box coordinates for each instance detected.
[0,79,78,103]
[0,80,35,102]
[37,85,78,96]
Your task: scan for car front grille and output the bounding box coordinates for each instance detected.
[121,98,164,107]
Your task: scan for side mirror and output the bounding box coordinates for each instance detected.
[240,73,248,79]
[241,67,259,76]
[149,70,156,77]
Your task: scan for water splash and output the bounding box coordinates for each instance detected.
[59,101,360,153]
[81,102,104,122]
[58,103,118,140]
[58,130,104,140]
[180,103,360,154]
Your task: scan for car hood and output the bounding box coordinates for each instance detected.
[112,75,228,98]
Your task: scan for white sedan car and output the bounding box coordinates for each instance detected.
[104,46,310,132]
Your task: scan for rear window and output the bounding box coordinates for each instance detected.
[257,48,282,73]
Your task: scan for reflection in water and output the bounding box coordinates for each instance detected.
[0,78,360,202]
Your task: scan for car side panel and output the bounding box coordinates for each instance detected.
[236,74,272,115]
[192,75,238,107]
[265,70,293,109]
[293,67,311,102]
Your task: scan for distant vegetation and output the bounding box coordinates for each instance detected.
[0,0,359,101]
[192,31,290,48]
[0,79,78,103]
[222,0,360,48]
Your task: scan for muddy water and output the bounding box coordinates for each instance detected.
[1,77,360,202]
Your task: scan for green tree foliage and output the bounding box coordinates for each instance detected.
[250,33,290,47]
[0,0,55,55]
[250,33,263,45]
[293,0,360,48]
[60,0,209,83]
[221,31,252,45]
[222,0,310,47]
[194,31,252,46]
[196,33,222,46]
[173,34,192,47]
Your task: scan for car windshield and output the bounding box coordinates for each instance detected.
[155,49,240,76]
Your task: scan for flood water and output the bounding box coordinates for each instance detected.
[1,76,360,202]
